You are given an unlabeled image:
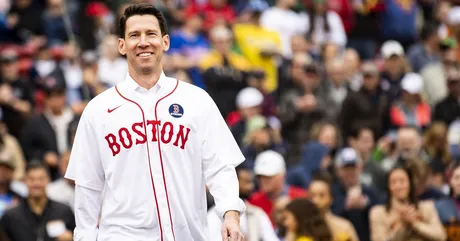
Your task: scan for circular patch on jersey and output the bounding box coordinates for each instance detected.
[169,104,184,118]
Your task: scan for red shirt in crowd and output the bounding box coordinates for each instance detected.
[248,185,307,225]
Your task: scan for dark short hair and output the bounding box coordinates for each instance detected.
[26,161,50,177]
[118,3,168,38]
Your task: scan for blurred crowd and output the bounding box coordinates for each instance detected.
[1,0,460,240]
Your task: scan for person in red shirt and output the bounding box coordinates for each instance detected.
[248,150,307,226]
[185,0,236,33]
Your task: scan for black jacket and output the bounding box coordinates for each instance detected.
[0,199,75,241]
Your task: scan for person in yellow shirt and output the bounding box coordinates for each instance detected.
[308,173,360,241]
[199,25,252,71]
[232,0,282,93]
[282,198,332,241]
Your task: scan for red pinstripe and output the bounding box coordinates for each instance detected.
[115,85,164,241]
[154,79,179,241]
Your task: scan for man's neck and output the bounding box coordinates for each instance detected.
[130,68,163,90]
[27,196,48,215]
[182,26,197,37]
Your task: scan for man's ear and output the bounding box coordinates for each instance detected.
[118,38,126,56]
[162,34,170,52]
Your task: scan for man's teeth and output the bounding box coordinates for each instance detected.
[139,53,152,57]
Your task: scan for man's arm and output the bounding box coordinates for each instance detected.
[65,104,105,241]
[200,93,246,240]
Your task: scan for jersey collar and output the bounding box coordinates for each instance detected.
[123,71,168,94]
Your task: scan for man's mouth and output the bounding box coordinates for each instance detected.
[137,52,153,57]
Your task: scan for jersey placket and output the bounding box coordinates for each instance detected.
[136,86,175,241]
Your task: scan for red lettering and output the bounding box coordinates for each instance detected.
[147,120,161,142]
[118,128,133,148]
[173,125,191,149]
[161,122,174,144]
[132,122,147,145]
[105,133,120,156]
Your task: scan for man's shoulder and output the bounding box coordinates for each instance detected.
[82,87,118,117]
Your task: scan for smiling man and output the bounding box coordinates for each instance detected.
[65,3,245,241]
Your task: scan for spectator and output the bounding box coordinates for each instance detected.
[42,0,70,46]
[348,127,387,192]
[0,120,25,181]
[249,150,307,226]
[286,141,330,189]
[331,147,381,241]
[435,162,460,241]
[97,34,128,87]
[5,0,46,45]
[308,173,359,241]
[231,87,264,145]
[423,122,451,191]
[279,54,326,149]
[343,48,361,91]
[339,61,389,140]
[260,0,308,57]
[207,165,280,241]
[380,40,409,104]
[200,26,250,118]
[196,0,236,32]
[369,166,446,241]
[381,126,429,172]
[408,159,446,201]
[233,0,281,93]
[305,0,347,54]
[381,0,418,48]
[0,49,34,139]
[0,151,22,218]
[321,57,350,120]
[46,151,74,212]
[281,198,332,241]
[407,22,441,73]
[389,73,431,131]
[346,0,383,60]
[168,8,209,88]
[420,37,457,106]
[0,162,75,241]
[433,63,460,127]
[20,80,75,180]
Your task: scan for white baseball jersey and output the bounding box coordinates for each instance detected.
[65,72,246,241]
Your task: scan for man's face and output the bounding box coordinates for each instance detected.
[25,168,49,199]
[258,174,283,195]
[118,15,170,75]
[353,129,374,158]
[238,170,254,199]
[46,92,67,113]
[397,129,421,159]
[309,181,332,211]
[0,60,19,81]
[0,165,13,186]
[337,165,360,188]
[362,73,379,91]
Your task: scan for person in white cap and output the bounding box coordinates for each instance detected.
[248,150,307,226]
[389,72,431,130]
[230,87,265,145]
[380,40,410,104]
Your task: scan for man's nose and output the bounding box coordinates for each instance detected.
[138,34,149,47]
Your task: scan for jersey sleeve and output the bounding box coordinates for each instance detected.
[201,93,245,220]
[65,106,105,192]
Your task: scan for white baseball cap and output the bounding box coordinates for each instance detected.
[335,147,360,167]
[381,40,404,59]
[236,87,264,109]
[401,72,424,94]
[254,150,286,176]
